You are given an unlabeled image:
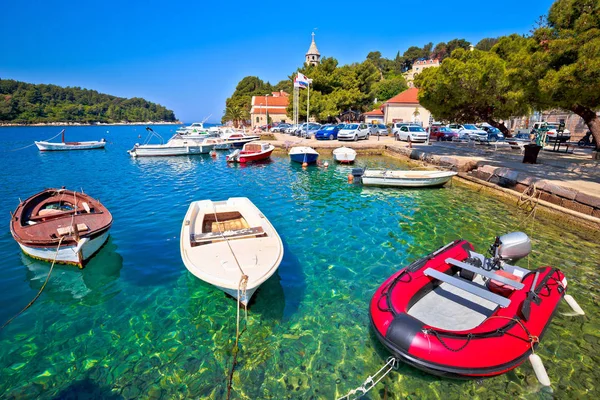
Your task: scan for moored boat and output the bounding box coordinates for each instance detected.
[180,197,283,305]
[35,130,106,151]
[220,131,261,148]
[289,146,319,164]
[128,127,215,157]
[332,146,357,163]
[370,232,572,379]
[352,169,456,187]
[226,142,274,163]
[10,188,113,267]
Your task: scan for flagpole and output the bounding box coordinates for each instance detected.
[307,81,310,124]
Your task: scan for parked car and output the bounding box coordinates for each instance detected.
[285,124,300,134]
[448,124,487,140]
[530,122,571,142]
[396,125,428,142]
[429,125,457,141]
[294,123,308,136]
[392,122,416,137]
[369,123,388,136]
[338,123,370,141]
[394,124,421,141]
[299,123,322,138]
[272,123,291,133]
[477,124,505,142]
[314,125,341,140]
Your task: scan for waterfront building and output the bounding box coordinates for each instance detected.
[363,108,385,124]
[250,91,292,128]
[305,32,320,66]
[382,88,432,126]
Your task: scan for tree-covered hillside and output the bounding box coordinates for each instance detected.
[0,79,177,124]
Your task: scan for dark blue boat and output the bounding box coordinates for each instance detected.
[289,146,319,164]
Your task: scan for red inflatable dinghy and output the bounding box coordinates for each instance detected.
[370,233,567,379]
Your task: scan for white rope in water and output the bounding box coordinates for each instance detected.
[336,357,398,400]
[1,236,65,330]
[2,129,64,152]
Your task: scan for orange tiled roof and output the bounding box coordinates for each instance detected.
[253,96,289,107]
[364,109,384,116]
[385,88,420,104]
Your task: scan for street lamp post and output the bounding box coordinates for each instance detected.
[265,94,270,131]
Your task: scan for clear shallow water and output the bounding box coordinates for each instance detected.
[0,126,598,399]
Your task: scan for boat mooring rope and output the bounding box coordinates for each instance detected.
[336,357,399,400]
[0,236,65,331]
[210,204,250,400]
[1,130,64,152]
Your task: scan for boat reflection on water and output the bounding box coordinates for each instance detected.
[22,237,123,305]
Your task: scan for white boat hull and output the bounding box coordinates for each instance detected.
[18,231,110,266]
[128,144,214,157]
[333,148,357,163]
[180,197,283,305]
[361,170,457,187]
[35,141,106,151]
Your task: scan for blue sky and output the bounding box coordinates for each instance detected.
[1,0,554,123]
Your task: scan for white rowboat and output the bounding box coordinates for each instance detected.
[35,130,106,151]
[180,197,283,305]
[332,146,357,163]
[358,169,457,187]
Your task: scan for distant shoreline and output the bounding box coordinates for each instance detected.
[0,121,182,127]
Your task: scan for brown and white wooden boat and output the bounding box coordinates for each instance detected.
[10,188,113,267]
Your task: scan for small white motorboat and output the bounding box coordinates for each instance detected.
[289,146,319,164]
[180,197,283,305]
[35,130,106,151]
[332,146,357,163]
[220,131,261,148]
[128,127,215,157]
[353,169,457,187]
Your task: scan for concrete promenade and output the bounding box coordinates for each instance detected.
[264,132,600,225]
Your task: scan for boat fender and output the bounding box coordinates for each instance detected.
[348,174,354,183]
[529,354,551,386]
[564,295,585,316]
[385,313,425,352]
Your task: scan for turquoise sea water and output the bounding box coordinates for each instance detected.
[0,125,598,399]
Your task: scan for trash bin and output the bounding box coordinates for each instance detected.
[522,144,542,164]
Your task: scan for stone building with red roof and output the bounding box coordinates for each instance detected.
[382,88,432,126]
[250,91,291,127]
[363,108,385,124]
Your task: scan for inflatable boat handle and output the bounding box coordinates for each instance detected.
[424,268,511,308]
[445,258,525,290]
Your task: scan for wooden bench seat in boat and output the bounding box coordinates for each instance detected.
[445,258,525,289]
[191,226,265,244]
[56,223,90,236]
[423,267,511,308]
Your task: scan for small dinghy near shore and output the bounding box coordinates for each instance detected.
[226,142,274,163]
[352,168,456,187]
[370,232,582,381]
[35,129,106,151]
[180,197,283,305]
[10,188,112,267]
[332,146,357,163]
[289,146,319,164]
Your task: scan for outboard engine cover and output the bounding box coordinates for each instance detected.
[351,168,365,184]
[497,232,531,263]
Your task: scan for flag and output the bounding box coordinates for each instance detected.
[296,72,310,88]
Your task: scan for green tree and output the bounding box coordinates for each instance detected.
[371,75,408,102]
[415,48,529,135]
[476,37,499,51]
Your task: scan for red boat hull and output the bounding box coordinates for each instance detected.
[369,240,566,379]
[229,149,273,163]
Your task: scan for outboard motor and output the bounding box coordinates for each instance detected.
[351,168,365,184]
[492,232,532,264]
